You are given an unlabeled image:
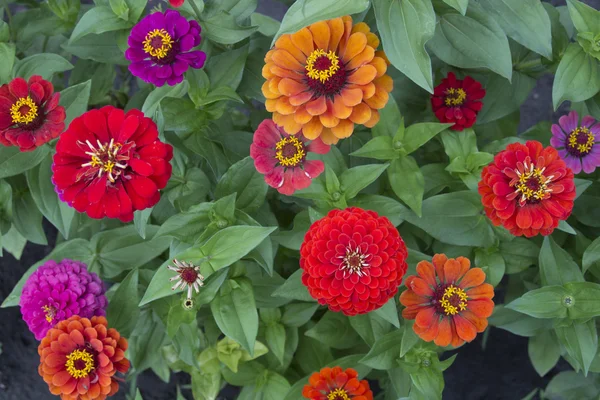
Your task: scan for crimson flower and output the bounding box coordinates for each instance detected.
[431,72,485,131]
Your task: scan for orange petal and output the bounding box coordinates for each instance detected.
[274,112,301,135]
[363,109,380,128]
[319,109,339,128]
[270,64,303,79]
[328,18,345,52]
[443,258,462,284]
[265,98,277,112]
[278,78,307,96]
[309,20,330,51]
[275,97,296,115]
[453,314,477,342]
[374,74,393,92]
[271,49,304,71]
[274,34,306,63]
[331,95,352,119]
[366,32,380,49]
[349,102,372,124]
[434,317,453,347]
[341,88,363,107]
[294,106,313,124]
[408,276,434,296]
[290,91,314,106]
[458,268,486,289]
[467,283,495,300]
[432,254,448,281]
[361,82,376,99]
[291,27,314,57]
[467,299,495,318]
[261,81,280,99]
[376,50,391,65]
[347,46,375,70]
[418,317,440,342]
[305,96,327,116]
[351,22,370,35]
[371,57,387,78]
[402,305,423,319]
[415,307,436,328]
[462,310,488,333]
[264,49,275,63]
[52,370,72,387]
[320,128,339,145]
[450,319,464,347]
[262,63,274,79]
[302,117,323,140]
[331,119,354,139]
[400,289,429,307]
[364,87,389,110]
[341,32,367,63]
[338,16,354,53]
[348,64,378,85]
[268,77,282,95]
[417,261,438,287]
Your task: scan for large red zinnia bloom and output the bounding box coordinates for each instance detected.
[300,207,408,316]
[0,75,66,151]
[302,366,373,400]
[52,106,173,222]
[431,72,485,131]
[478,140,576,237]
[400,254,495,348]
[38,315,129,400]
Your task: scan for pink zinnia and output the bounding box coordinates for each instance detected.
[550,111,600,174]
[19,259,107,340]
[250,119,330,195]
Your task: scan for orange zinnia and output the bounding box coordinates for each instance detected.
[302,366,373,400]
[38,315,130,400]
[399,254,495,348]
[262,16,392,145]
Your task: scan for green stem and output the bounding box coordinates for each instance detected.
[4,6,15,43]
[188,0,203,21]
[514,58,542,72]
[42,36,49,53]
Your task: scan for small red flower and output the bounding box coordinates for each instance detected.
[431,72,485,131]
[52,106,173,222]
[250,119,330,195]
[478,140,576,237]
[169,0,184,6]
[302,366,373,400]
[300,207,408,316]
[0,75,66,151]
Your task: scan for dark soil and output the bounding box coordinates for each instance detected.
[1,0,600,399]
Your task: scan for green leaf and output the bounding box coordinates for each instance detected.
[563,282,600,320]
[272,211,310,251]
[59,80,92,126]
[0,43,15,84]
[199,225,276,272]
[70,6,131,42]
[273,0,369,43]
[8,176,45,245]
[350,136,397,160]
[349,194,405,226]
[106,269,139,337]
[305,311,362,350]
[528,330,561,377]
[281,302,319,327]
[265,322,286,365]
[0,146,50,179]
[359,329,403,370]
[193,86,244,107]
[400,322,419,357]
[206,44,249,91]
[202,11,258,45]
[133,207,153,239]
[211,278,259,354]
[552,43,600,110]
[272,269,315,302]
[251,13,281,37]
[402,122,452,155]
[388,156,424,216]
[442,0,468,15]
[506,285,569,319]
[566,0,600,34]
[339,163,388,201]
[539,236,584,286]
[14,53,73,80]
[440,128,478,161]
[488,305,553,337]
[191,370,221,400]
[428,2,512,80]
[474,248,506,287]
[544,371,599,400]
[583,236,600,273]
[477,0,552,58]
[374,298,400,328]
[501,237,539,274]
[372,97,402,138]
[142,81,189,118]
[62,31,128,65]
[374,0,435,93]
[155,203,212,243]
[0,180,12,235]
[410,367,444,400]
[349,313,391,346]
[215,157,268,214]
[239,370,291,400]
[555,319,598,375]
[477,72,536,124]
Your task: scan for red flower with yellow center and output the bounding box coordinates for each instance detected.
[400,254,495,348]
[478,140,576,237]
[300,207,408,316]
[38,315,129,400]
[431,72,485,131]
[262,16,392,145]
[302,367,373,400]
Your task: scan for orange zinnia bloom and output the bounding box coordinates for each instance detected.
[38,315,130,400]
[262,16,392,145]
[399,254,495,347]
[302,366,373,400]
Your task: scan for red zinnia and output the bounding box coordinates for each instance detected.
[52,106,173,222]
[400,254,494,348]
[302,366,373,400]
[38,315,129,400]
[300,207,408,316]
[478,140,576,237]
[169,0,184,6]
[431,72,485,131]
[0,75,66,151]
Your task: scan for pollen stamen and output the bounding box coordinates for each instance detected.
[305,49,340,83]
[65,349,95,379]
[439,285,468,316]
[275,136,305,167]
[10,96,39,125]
[143,29,173,59]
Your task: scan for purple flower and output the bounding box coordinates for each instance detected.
[125,9,206,87]
[19,259,107,340]
[551,111,600,174]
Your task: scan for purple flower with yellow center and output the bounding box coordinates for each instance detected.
[550,111,600,174]
[19,259,107,340]
[125,9,206,87]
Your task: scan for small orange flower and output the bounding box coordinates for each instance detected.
[262,16,392,145]
[38,315,130,400]
[399,254,495,348]
[302,366,373,400]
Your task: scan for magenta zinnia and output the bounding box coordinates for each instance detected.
[550,111,600,174]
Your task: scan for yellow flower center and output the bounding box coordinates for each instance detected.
[42,305,56,323]
[305,49,340,83]
[513,161,552,205]
[568,127,595,154]
[81,138,127,183]
[444,88,467,106]
[327,388,350,400]
[275,136,305,167]
[65,349,95,379]
[10,96,38,124]
[439,285,468,316]
[143,29,173,59]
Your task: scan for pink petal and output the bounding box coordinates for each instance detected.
[253,120,282,148]
[559,111,578,133]
[581,115,597,128]
[306,137,330,154]
[303,160,324,178]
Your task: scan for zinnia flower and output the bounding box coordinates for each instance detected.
[300,207,408,316]
[126,9,206,87]
[431,72,485,131]
[250,119,330,195]
[550,110,600,174]
[302,366,373,400]
[400,254,495,347]
[169,0,184,7]
[0,75,66,151]
[20,259,107,340]
[168,259,205,300]
[52,106,173,222]
[38,315,130,400]
[262,16,392,145]
[478,140,576,237]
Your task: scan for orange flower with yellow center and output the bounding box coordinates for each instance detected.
[262,16,392,145]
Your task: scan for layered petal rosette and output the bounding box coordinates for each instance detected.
[550,110,600,174]
[431,72,485,131]
[302,366,373,400]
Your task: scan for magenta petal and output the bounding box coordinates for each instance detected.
[291,167,311,190]
[581,115,597,128]
[582,155,599,174]
[264,166,284,189]
[590,123,600,136]
[559,111,578,133]
[550,135,564,149]
[551,123,566,139]
[303,160,325,178]
[253,152,278,174]
[306,137,331,154]
[278,170,296,195]
[564,156,582,174]
[254,120,282,148]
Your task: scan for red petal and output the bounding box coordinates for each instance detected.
[129,158,154,176]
